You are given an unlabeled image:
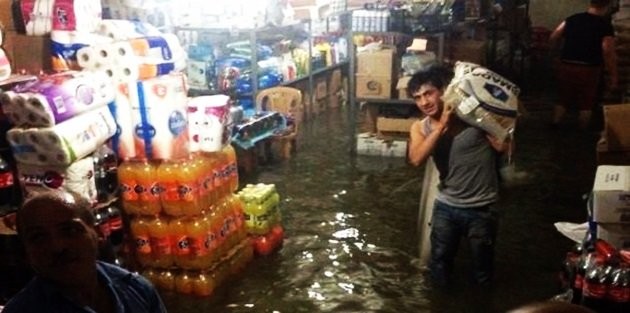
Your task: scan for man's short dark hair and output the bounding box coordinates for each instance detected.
[17,190,95,234]
[406,64,454,98]
[590,0,611,8]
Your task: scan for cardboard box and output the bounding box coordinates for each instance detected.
[596,139,630,165]
[377,117,418,134]
[592,165,630,223]
[4,32,52,74]
[356,132,407,158]
[356,74,391,99]
[596,223,630,249]
[0,0,17,31]
[357,48,394,77]
[603,104,630,151]
[395,76,412,100]
[450,39,487,65]
[356,133,382,156]
[381,138,408,158]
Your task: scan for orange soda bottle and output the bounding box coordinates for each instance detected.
[192,272,216,297]
[136,159,161,215]
[207,151,228,201]
[156,269,175,292]
[193,153,209,210]
[130,216,153,267]
[118,159,140,215]
[148,215,173,269]
[178,158,201,216]
[222,144,239,193]
[229,195,247,242]
[186,215,211,269]
[174,271,194,295]
[207,207,226,260]
[170,217,191,269]
[158,159,183,216]
[202,208,220,266]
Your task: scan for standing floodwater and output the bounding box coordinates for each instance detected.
[162,101,599,312]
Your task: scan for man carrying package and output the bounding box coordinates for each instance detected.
[407,62,518,287]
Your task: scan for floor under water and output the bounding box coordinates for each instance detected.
[161,93,601,312]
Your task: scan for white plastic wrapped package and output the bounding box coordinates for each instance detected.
[442,61,520,142]
[17,157,97,203]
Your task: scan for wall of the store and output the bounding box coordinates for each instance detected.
[529,0,590,30]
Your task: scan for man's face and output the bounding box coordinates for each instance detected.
[19,200,99,287]
[412,83,443,117]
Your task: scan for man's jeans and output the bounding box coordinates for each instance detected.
[429,199,498,286]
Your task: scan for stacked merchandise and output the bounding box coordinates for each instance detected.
[559,165,630,312]
[1,71,117,204]
[237,183,284,256]
[613,1,630,102]
[1,1,266,298]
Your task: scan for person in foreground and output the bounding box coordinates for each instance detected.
[407,64,510,287]
[549,0,618,129]
[2,190,167,313]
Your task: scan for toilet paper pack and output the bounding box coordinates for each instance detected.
[2,71,115,127]
[7,105,117,166]
[51,30,114,71]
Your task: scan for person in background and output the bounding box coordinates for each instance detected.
[2,190,167,313]
[507,301,595,313]
[549,0,618,129]
[407,64,510,287]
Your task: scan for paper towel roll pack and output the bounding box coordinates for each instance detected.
[187,95,230,153]
[17,156,97,203]
[7,105,117,166]
[109,74,189,160]
[442,61,520,142]
[1,71,115,127]
[77,33,187,82]
[51,30,114,72]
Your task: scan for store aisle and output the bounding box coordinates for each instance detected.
[161,92,602,312]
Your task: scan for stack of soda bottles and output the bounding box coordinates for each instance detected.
[237,183,284,256]
[118,144,254,297]
[561,239,630,313]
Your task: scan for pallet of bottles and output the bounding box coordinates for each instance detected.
[238,183,284,256]
[141,239,254,297]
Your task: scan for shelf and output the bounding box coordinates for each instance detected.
[311,61,348,76]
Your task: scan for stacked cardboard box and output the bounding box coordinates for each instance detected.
[597,104,630,165]
[355,48,394,99]
[591,166,630,250]
[356,132,407,158]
